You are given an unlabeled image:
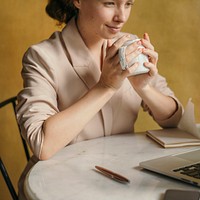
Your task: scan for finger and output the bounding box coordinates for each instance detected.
[121,62,139,77]
[142,48,158,64]
[118,44,142,70]
[126,48,142,64]
[107,34,130,59]
[144,62,158,76]
[119,39,142,68]
[107,39,113,48]
[141,39,154,51]
[143,33,150,42]
[125,40,141,55]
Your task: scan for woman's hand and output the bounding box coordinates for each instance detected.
[99,34,142,90]
[128,33,159,90]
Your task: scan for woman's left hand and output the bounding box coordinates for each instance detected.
[128,33,158,90]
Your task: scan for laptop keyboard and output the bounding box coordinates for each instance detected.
[173,162,200,179]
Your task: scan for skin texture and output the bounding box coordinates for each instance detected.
[41,0,177,160]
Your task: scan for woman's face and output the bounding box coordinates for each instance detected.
[75,0,134,40]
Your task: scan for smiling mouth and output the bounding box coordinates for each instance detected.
[107,25,121,30]
[106,25,122,33]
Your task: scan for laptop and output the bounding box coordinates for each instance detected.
[139,148,200,187]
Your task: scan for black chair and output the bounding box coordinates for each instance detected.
[0,96,30,199]
[0,96,30,161]
[0,157,18,200]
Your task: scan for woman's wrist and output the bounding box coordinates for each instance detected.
[97,79,118,93]
[133,83,152,96]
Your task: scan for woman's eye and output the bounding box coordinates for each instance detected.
[104,2,115,7]
[126,1,134,7]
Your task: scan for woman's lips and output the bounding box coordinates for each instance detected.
[106,25,122,33]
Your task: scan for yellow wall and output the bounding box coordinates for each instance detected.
[0,0,200,199]
[0,1,61,199]
[126,0,200,131]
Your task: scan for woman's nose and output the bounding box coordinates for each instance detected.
[113,8,126,22]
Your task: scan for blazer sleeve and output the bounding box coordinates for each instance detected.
[16,45,59,159]
[141,74,183,128]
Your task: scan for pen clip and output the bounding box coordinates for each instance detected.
[95,165,130,184]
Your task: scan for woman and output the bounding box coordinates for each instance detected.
[17,0,182,198]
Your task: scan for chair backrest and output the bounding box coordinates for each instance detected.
[1,96,31,199]
[0,157,18,200]
[0,96,30,161]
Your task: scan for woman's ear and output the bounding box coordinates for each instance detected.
[73,0,81,9]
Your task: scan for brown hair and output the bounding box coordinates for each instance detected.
[46,0,78,24]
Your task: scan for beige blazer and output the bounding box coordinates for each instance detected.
[16,18,182,159]
[16,18,183,200]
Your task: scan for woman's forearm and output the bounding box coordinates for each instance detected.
[135,84,177,121]
[41,83,115,160]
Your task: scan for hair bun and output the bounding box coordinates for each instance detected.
[46,0,78,24]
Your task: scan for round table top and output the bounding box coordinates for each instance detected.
[24,132,199,200]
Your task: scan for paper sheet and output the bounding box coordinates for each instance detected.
[178,98,200,139]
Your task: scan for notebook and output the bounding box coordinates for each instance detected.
[146,128,200,148]
[139,148,200,187]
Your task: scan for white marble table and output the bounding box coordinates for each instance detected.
[24,133,199,200]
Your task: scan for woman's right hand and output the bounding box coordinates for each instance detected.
[99,34,142,90]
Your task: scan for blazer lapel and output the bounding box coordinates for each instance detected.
[61,18,101,90]
[61,18,113,136]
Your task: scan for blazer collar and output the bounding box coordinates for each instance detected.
[61,18,104,90]
[61,18,113,135]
